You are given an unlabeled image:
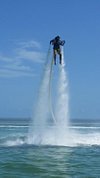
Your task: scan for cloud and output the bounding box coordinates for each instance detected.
[0,40,45,78]
[15,40,45,62]
[0,69,34,78]
[0,54,13,62]
[16,48,45,62]
[4,62,31,72]
[17,40,41,50]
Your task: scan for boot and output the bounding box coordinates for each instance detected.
[54,59,56,65]
[54,56,56,65]
[59,55,62,65]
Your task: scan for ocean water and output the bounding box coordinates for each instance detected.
[0,119,100,178]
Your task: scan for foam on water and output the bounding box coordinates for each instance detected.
[1,130,100,147]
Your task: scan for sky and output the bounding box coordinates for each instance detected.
[0,0,100,120]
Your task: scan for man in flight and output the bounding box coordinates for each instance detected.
[50,36,65,65]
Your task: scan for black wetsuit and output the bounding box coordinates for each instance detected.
[50,38,65,64]
[50,39,65,50]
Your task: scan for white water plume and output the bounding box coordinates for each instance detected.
[28,47,70,145]
[29,63,51,137]
[55,58,69,127]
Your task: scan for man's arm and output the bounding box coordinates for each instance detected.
[60,40,65,46]
[50,39,55,45]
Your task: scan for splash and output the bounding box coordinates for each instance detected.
[28,47,70,145]
[1,126,100,147]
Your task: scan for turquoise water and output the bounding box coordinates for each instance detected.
[0,119,100,178]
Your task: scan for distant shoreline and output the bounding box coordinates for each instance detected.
[0,118,100,123]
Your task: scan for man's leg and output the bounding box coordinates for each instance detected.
[58,49,62,64]
[59,54,62,64]
[54,50,56,65]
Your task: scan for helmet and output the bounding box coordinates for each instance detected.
[55,36,60,40]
